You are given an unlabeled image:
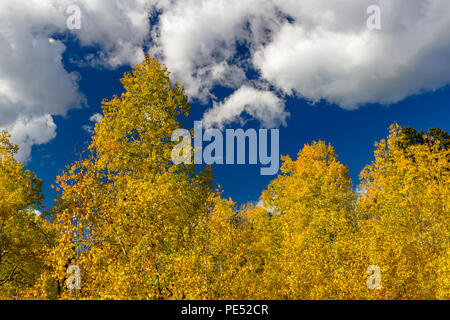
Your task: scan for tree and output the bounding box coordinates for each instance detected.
[40,57,215,299]
[227,203,282,300]
[399,126,450,151]
[24,55,448,300]
[355,124,450,299]
[0,131,50,299]
[260,141,358,299]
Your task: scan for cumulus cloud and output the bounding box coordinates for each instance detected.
[149,0,279,101]
[0,2,83,162]
[202,86,289,129]
[254,0,450,108]
[2,0,450,160]
[67,0,152,68]
[0,0,151,162]
[7,115,57,163]
[150,0,450,122]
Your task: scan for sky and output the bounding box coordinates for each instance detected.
[0,0,449,209]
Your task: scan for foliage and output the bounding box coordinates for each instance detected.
[0,57,448,300]
[355,124,449,299]
[0,131,51,299]
[37,57,214,299]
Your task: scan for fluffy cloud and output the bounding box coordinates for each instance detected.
[7,115,57,163]
[150,0,450,119]
[149,0,279,101]
[0,0,151,162]
[67,0,152,68]
[2,0,450,161]
[89,113,103,124]
[254,0,450,108]
[149,0,290,128]
[82,112,103,134]
[0,1,81,162]
[202,86,289,129]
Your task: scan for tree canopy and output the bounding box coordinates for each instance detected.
[0,58,448,300]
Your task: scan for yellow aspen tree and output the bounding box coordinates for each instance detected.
[355,124,450,299]
[40,57,215,299]
[228,203,282,300]
[0,131,50,299]
[260,141,357,299]
[201,195,242,299]
[174,191,280,300]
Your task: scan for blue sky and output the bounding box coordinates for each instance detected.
[1,1,449,209]
[25,53,450,208]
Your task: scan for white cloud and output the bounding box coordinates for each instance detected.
[83,112,104,134]
[254,0,450,108]
[2,0,450,160]
[0,1,85,163]
[150,0,450,123]
[89,113,103,123]
[256,199,276,215]
[67,0,152,68]
[0,0,151,162]
[34,209,42,217]
[202,86,289,129]
[7,115,57,163]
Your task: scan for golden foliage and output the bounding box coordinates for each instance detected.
[1,57,448,300]
[354,124,449,299]
[0,131,50,299]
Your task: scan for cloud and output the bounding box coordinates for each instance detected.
[149,0,279,101]
[82,112,103,134]
[2,0,450,160]
[0,1,85,162]
[67,0,152,68]
[202,86,289,129]
[256,199,275,215]
[7,115,57,163]
[150,0,450,123]
[89,113,103,124]
[0,0,151,162]
[254,0,450,108]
